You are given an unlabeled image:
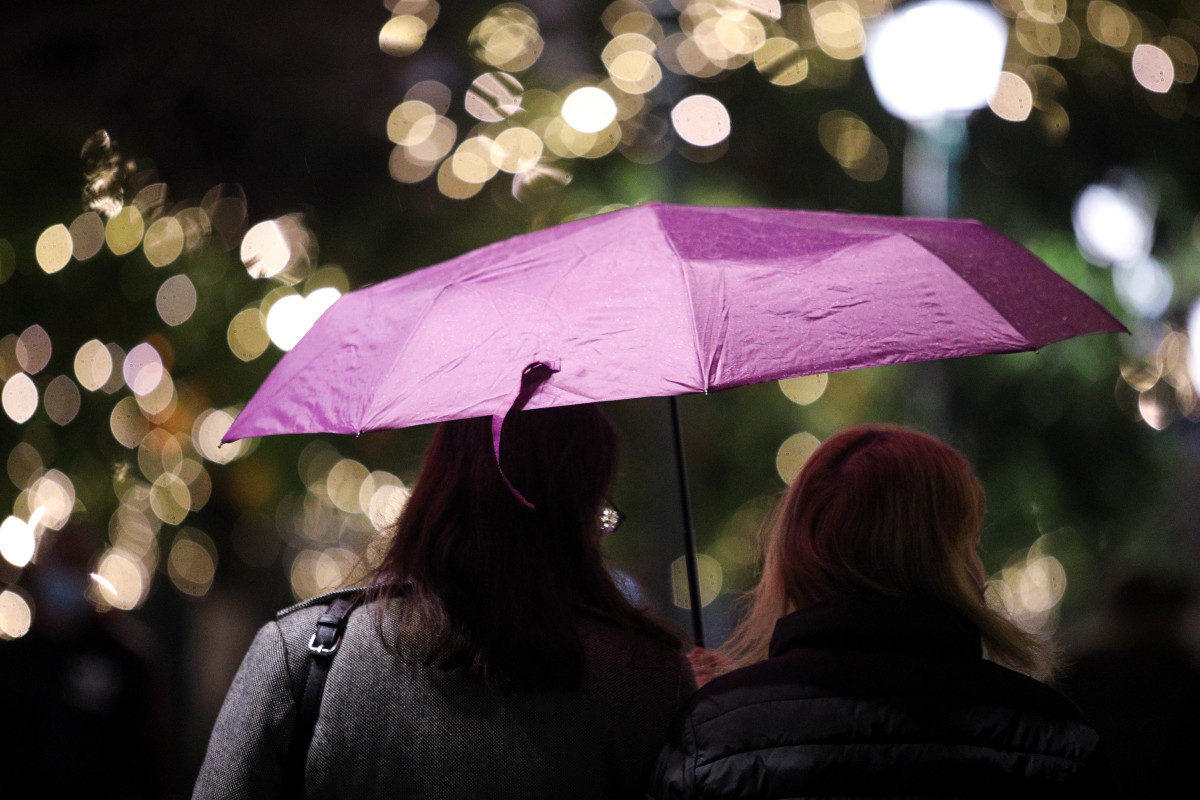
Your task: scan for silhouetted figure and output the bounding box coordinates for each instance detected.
[1057,572,1200,796]
[193,405,692,799]
[649,425,1114,798]
[0,521,177,799]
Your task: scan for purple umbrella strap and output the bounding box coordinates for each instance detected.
[491,361,560,509]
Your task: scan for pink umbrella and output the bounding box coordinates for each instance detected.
[225,202,1125,642]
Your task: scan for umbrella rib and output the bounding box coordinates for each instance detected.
[885,231,1031,348]
[651,207,712,393]
[360,284,448,430]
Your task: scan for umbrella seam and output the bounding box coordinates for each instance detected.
[360,284,449,431]
[651,204,712,393]
[890,230,1033,349]
[830,231,1031,355]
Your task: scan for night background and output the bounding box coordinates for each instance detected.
[3,0,1200,795]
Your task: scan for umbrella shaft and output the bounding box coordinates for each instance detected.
[669,395,706,648]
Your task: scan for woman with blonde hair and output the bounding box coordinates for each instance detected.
[649,424,1114,798]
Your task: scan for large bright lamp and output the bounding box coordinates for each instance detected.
[864,0,1008,122]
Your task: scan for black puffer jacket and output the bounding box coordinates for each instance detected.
[648,595,1115,799]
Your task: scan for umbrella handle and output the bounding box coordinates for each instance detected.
[669,395,706,648]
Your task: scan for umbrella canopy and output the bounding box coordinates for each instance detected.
[226,202,1124,442]
[224,202,1125,644]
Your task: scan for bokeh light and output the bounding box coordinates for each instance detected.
[988,541,1068,634]
[265,287,341,351]
[92,547,151,610]
[811,0,867,60]
[755,37,809,85]
[69,212,105,261]
[469,4,544,72]
[671,553,723,609]
[379,13,428,57]
[227,308,271,362]
[1132,43,1175,92]
[28,470,76,530]
[465,72,524,121]
[150,473,191,525]
[123,342,165,397]
[44,374,81,426]
[451,136,502,184]
[779,373,828,405]
[406,78,453,113]
[1112,257,1173,319]
[670,94,731,146]
[105,205,145,256]
[365,475,410,530]
[7,441,43,489]
[156,274,199,326]
[1072,177,1155,266]
[2,373,38,424]
[16,324,51,374]
[817,110,888,181]
[989,71,1034,122]
[491,127,543,173]
[1086,1,1135,50]
[864,0,1009,121]
[437,158,486,199]
[144,216,186,267]
[110,396,150,448]
[0,588,33,640]
[35,224,72,274]
[241,215,316,284]
[327,458,370,514]
[73,339,114,391]
[135,370,177,421]
[289,547,364,601]
[388,100,438,145]
[604,32,663,94]
[775,431,821,484]
[562,87,618,133]
[167,528,218,596]
[0,515,36,568]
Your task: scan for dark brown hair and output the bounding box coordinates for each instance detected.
[369,404,679,689]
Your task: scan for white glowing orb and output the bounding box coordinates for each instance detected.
[671,95,732,147]
[266,287,342,352]
[864,0,1008,121]
[1112,257,1172,319]
[1072,182,1154,266]
[241,220,292,279]
[561,87,617,133]
[2,373,38,423]
[0,515,35,567]
[0,589,33,639]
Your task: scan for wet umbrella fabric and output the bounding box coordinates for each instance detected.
[224,202,1125,640]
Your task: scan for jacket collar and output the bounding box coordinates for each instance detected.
[768,594,983,660]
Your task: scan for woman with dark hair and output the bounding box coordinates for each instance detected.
[649,424,1114,799]
[194,404,692,799]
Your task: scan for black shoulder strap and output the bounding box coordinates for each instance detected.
[282,593,360,797]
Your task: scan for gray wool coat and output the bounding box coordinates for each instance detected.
[192,594,694,800]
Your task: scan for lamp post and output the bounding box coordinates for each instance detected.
[864,0,1008,218]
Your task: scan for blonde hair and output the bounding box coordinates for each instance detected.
[721,424,1057,680]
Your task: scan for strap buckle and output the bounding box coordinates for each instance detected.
[307,630,342,656]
